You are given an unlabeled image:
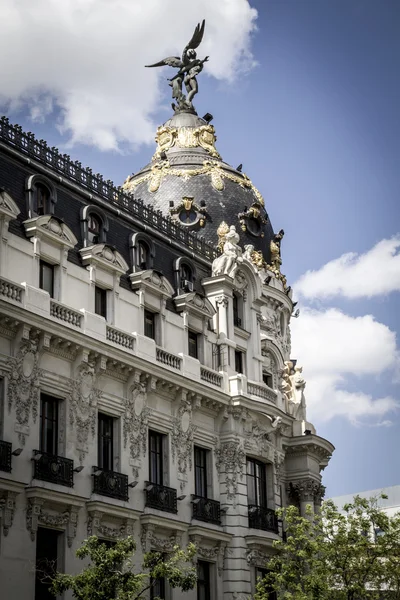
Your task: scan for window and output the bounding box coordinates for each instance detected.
[235,350,244,374]
[149,430,165,485]
[144,310,156,340]
[262,371,273,388]
[35,183,51,215]
[247,458,267,508]
[39,395,58,455]
[194,446,208,498]
[255,568,277,600]
[95,286,107,319]
[180,263,193,292]
[137,241,150,270]
[151,561,166,600]
[212,344,221,371]
[188,330,198,359]
[98,413,114,471]
[233,293,242,327]
[39,260,54,298]
[35,528,62,600]
[197,561,211,600]
[88,214,101,245]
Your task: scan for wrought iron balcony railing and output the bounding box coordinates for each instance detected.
[248,505,279,533]
[92,467,129,501]
[33,450,74,487]
[0,440,12,473]
[192,495,221,525]
[145,482,177,514]
[234,314,242,328]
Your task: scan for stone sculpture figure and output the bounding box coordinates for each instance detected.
[270,229,284,273]
[212,225,243,279]
[243,244,255,262]
[145,20,209,113]
[289,365,307,421]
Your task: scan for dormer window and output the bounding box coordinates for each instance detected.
[81,206,108,247]
[180,263,193,291]
[26,175,57,218]
[138,240,150,270]
[88,214,101,245]
[130,233,155,272]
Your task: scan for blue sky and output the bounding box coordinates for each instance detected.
[0,0,399,497]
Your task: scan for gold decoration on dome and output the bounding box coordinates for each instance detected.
[217,221,230,252]
[122,159,265,206]
[152,124,220,159]
[250,250,266,270]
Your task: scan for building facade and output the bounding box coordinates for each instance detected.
[0,92,333,599]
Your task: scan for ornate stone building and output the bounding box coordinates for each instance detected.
[0,42,333,600]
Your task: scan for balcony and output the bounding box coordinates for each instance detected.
[92,467,129,501]
[145,482,177,514]
[248,505,278,533]
[33,450,74,487]
[234,314,242,328]
[192,495,221,525]
[0,440,12,472]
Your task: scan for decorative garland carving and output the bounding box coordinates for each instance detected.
[122,159,265,206]
[171,393,196,492]
[141,525,181,552]
[215,438,245,506]
[87,511,134,539]
[246,548,270,566]
[123,382,151,477]
[68,360,101,462]
[7,334,42,445]
[244,422,274,461]
[152,124,221,160]
[26,501,79,547]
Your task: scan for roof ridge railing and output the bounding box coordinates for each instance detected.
[0,117,218,261]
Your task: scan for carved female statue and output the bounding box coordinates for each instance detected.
[212,225,243,278]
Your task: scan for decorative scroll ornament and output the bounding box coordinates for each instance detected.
[0,491,18,536]
[244,422,274,461]
[215,438,246,506]
[212,225,243,279]
[242,245,267,270]
[238,202,268,237]
[246,548,270,566]
[7,335,42,445]
[122,160,265,205]
[123,382,151,477]
[26,500,79,547]
[153,124,220,159]
[87,510,134,539]
[288,478,323,503]
[171,394,197,492]
[68,361,101,462]
[141,525,182,552]
[169,196,209,229]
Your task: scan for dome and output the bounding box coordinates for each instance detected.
[122,110,275,265]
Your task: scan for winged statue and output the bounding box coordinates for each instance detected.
[145,20,209,113]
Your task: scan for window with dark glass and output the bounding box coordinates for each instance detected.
[194,446,208,498]
[149,430,164,485]
[255,568,277,600]
[151,566,166,600]
[144,310,156,340]
[262,371,273,388]
[247,457,267,508]
[180,263,193,290]
[138,241,150,270]
[188,330,198,359]
[39,395,58,455]
[35,527,61,600]
[88,214,101,245]
[98,413,114,471]
[233,293,242,327]
[197,561,211,600]
[39,260,54,298]
[35,183,51,215]
[234,349,244,374]
[95,286,107,319]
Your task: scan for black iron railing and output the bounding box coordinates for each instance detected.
[92,467,129,501]
[145,482,177,514]
[248,505,278,533]
[0,440,12,472]
[33,450,74,487]
[0,117,218,262]
[234,314,242,328]
[192,495,221,525]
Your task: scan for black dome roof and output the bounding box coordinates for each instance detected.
[122,111,275,263]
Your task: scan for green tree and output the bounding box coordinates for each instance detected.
[255,495,400,600]
[50,536,197,600]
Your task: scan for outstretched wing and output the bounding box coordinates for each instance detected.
[145,56,182,68]
[187,19,205,51]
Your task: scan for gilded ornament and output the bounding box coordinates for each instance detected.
[153,124,220,159]
[216,221,230,252]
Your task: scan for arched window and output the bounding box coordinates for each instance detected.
[137,240,150,270]
[174,257,196,294]
[233,292,243,328]
[130,233,155,272]
[26,175,57,218]
[81,206,108,247]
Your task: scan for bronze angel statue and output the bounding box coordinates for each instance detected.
[146,20,208,112]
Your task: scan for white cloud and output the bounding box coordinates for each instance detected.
[0,0,257,151]
[291,308,400,425]
[294,236,400,300]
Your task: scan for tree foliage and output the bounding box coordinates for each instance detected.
[50,536,197,600]
[255,495,400,600]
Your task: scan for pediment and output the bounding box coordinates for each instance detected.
[0,190,20,220]
[174,292,216,318]
[24,215,78,249]
[80,243,129,274]
[130,269,175,298]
